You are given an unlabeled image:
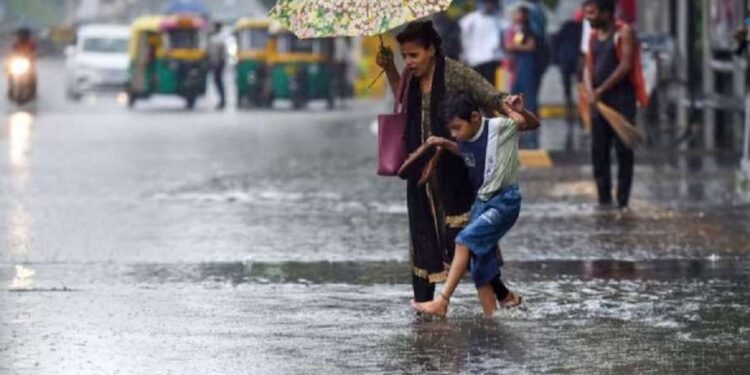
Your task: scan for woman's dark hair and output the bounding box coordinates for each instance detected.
[442,90,479,123]
[516,6,531,27]
[396,20,442,55]
[583,0,615,14]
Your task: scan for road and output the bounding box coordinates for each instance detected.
[0,58,749,374]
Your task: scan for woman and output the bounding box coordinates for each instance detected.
[376,21,524,312]
[505,5,540,149]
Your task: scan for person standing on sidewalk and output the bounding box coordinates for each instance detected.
[583,0,648,209]
[208,22,227,109]
[521,0,549,95]
[504,5,539,149]
[459,0,504,84]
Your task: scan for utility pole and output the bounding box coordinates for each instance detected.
[741,1,750,198]
[701,0,717,151]
[676,0,690,149]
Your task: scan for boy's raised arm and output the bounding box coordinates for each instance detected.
[502,97,540,131]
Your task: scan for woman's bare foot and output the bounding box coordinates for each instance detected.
[410,295,449,317]
[498,290,523,309]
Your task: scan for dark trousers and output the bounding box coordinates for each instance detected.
[471,61,498,85]
[412,275,436,303]
[591,113,634,207]
[212,65,225,105]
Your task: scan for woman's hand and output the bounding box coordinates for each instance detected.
[376,45,400,96]
[504,94,526,113]
[376,46,396,70]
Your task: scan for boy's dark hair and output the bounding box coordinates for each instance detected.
[442,90,480,123]
[396,20,443,55]
[583,0,615,14]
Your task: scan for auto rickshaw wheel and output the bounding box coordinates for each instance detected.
[66,90,82,102]
[185,96,197,110]
[260,95,273,108]
[237,92,246,109]
[127,93,136,109]
[292,96,307,110]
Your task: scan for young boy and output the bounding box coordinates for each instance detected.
[411,90,539,317]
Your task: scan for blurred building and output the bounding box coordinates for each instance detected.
[635,0,747,152]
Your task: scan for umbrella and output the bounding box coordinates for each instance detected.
[268,0,453,39]
[163,0,210,17]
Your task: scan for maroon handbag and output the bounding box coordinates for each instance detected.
[377,71,411,176]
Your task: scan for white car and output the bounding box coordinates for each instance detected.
[64,24,130,100]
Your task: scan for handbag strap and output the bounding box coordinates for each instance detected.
[392,70,412,114]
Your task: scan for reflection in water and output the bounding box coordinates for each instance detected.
[384,319,467,373]
[6,202,31,259]
[116,91,129,106]
[382,318,526,373]
[5,111,35,288]
[10,264,36,289]
[9,111,32,169]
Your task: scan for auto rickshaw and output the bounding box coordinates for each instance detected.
[268,24,335,110]
[233,18,273,108]
[127,15,209,109]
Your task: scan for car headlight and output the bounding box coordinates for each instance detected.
[8,57,31,76]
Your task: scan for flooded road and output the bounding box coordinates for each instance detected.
[2,259,748,374]
[1,59,749,374]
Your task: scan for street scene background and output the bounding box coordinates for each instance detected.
[1,0,750,374]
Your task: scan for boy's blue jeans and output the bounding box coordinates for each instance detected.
[455,185,521,286]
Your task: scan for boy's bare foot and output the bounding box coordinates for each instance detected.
[410,295,449,317]
[498,290,523,309]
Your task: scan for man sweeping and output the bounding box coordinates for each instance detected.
[583,0,648,210]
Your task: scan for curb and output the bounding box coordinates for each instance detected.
[539,104,568,119]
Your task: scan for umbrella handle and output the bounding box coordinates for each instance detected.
[370,35,387,89]
[368,69,385,89]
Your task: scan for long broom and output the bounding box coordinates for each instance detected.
[596,102,644,149]
[576,83,593,132]
[579,74,643,148]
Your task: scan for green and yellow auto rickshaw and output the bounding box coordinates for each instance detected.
[268,25,335,110]
[127,15,209,109]
[233,18,273,108]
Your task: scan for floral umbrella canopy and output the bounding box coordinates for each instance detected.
[268,0,453,39]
